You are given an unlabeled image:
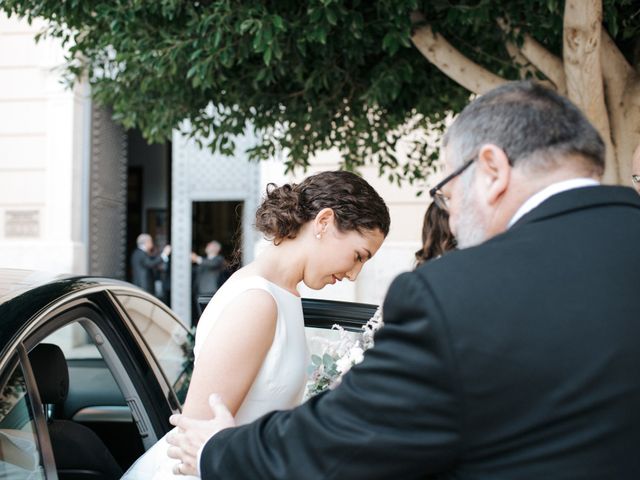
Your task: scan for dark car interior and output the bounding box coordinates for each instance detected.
[62,357,143,469]
[22,310,161,480]
[29,343,124,480]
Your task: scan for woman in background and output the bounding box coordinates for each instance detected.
[415,202,456,267]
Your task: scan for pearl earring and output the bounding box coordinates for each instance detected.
[316,233,321,239]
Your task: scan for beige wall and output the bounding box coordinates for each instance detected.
[0,12,90,274]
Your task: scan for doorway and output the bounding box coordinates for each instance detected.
[191,201,244,322]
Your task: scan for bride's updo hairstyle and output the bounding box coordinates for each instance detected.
[255,171,390,244]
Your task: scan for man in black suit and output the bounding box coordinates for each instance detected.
[130,233,171,296]
[167,82,640,478]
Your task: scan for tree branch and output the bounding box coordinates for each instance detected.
[563,0,617,182]
[497,18,566,95]
[503,41,537,77]
[600,28,640,184]
[519,36,567,95]
[600,28,636,105]
[410,24,507,95]
[503,41,557,91]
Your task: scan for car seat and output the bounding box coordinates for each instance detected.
[29,343,123,480]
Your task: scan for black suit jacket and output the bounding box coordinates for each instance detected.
[130,248,164,294]
[201,186,640,479]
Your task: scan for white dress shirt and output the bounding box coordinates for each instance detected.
[508,178,600,228]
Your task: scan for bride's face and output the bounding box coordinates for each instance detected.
[304,225,385,290]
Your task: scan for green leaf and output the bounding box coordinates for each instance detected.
[382,32,399,55]
[326,8,337,26]
[272,14,284,31]
[186,65,198,79]
[316,27,327,44]
[263,46,272,65]
[213,29,223,48]
[309,7,323,23]
[322,353,335,369]
[239,19,255,34]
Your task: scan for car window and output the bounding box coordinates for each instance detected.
[40,323,129,417]
[115,294,193,403]
[45,323,100,360]
[0,360,46,479]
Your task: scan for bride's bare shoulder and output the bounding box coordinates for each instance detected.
[224,263,261,282]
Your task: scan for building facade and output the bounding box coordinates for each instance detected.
[1,12,432,325]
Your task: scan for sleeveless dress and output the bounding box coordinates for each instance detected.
[121,276,309,479]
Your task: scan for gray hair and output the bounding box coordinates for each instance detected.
[443,81,605,176]
[136,233,151,249]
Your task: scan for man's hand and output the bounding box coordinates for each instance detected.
[167,394,236,476]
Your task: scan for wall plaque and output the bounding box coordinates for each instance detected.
[5,210,40,238]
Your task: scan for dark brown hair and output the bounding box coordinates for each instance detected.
[415,202,456,267]
[255,171,390,243]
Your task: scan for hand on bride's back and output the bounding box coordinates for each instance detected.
[167,394,236,476]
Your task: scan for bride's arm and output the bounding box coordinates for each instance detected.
[181,290,277,419]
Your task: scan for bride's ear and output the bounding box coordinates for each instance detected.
[313,208,334,237]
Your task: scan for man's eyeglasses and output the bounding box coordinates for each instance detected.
[632,174,640,185]
[429,157,476,211]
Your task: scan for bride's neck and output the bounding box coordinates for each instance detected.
[252,242,305,292]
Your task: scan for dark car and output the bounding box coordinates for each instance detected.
[0,269,377,479]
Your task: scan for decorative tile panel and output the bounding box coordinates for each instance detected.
[171,130,260,324]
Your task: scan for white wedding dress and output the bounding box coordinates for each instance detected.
[122,276,309,479]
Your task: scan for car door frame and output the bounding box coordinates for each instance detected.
[18,293,176,448]
[0,346,60,479]
[104,288,187,412]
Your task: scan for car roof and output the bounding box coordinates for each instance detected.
[0,269,135,353]
[0,269,72,304]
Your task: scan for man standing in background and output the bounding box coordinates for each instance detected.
[192,241,225,298]
[131,233,171,296]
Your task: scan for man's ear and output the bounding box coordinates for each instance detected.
[476,144,511,206]
[314,207,335,235]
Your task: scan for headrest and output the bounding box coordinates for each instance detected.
[28,343,69,404]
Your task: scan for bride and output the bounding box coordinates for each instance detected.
[122,170,390,479]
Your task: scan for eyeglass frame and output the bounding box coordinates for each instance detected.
[429,157,476,211]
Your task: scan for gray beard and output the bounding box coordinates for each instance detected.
[454,189,488,249]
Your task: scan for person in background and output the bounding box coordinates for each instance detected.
[631,143,640,194]
[192,241,225,297]
[191,241,226,323]
[130,233,171,296]
[414,201,456,267]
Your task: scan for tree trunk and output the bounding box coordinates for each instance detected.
[563,0,617,183]
[610,80,640,183]
[411,2,640,186]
